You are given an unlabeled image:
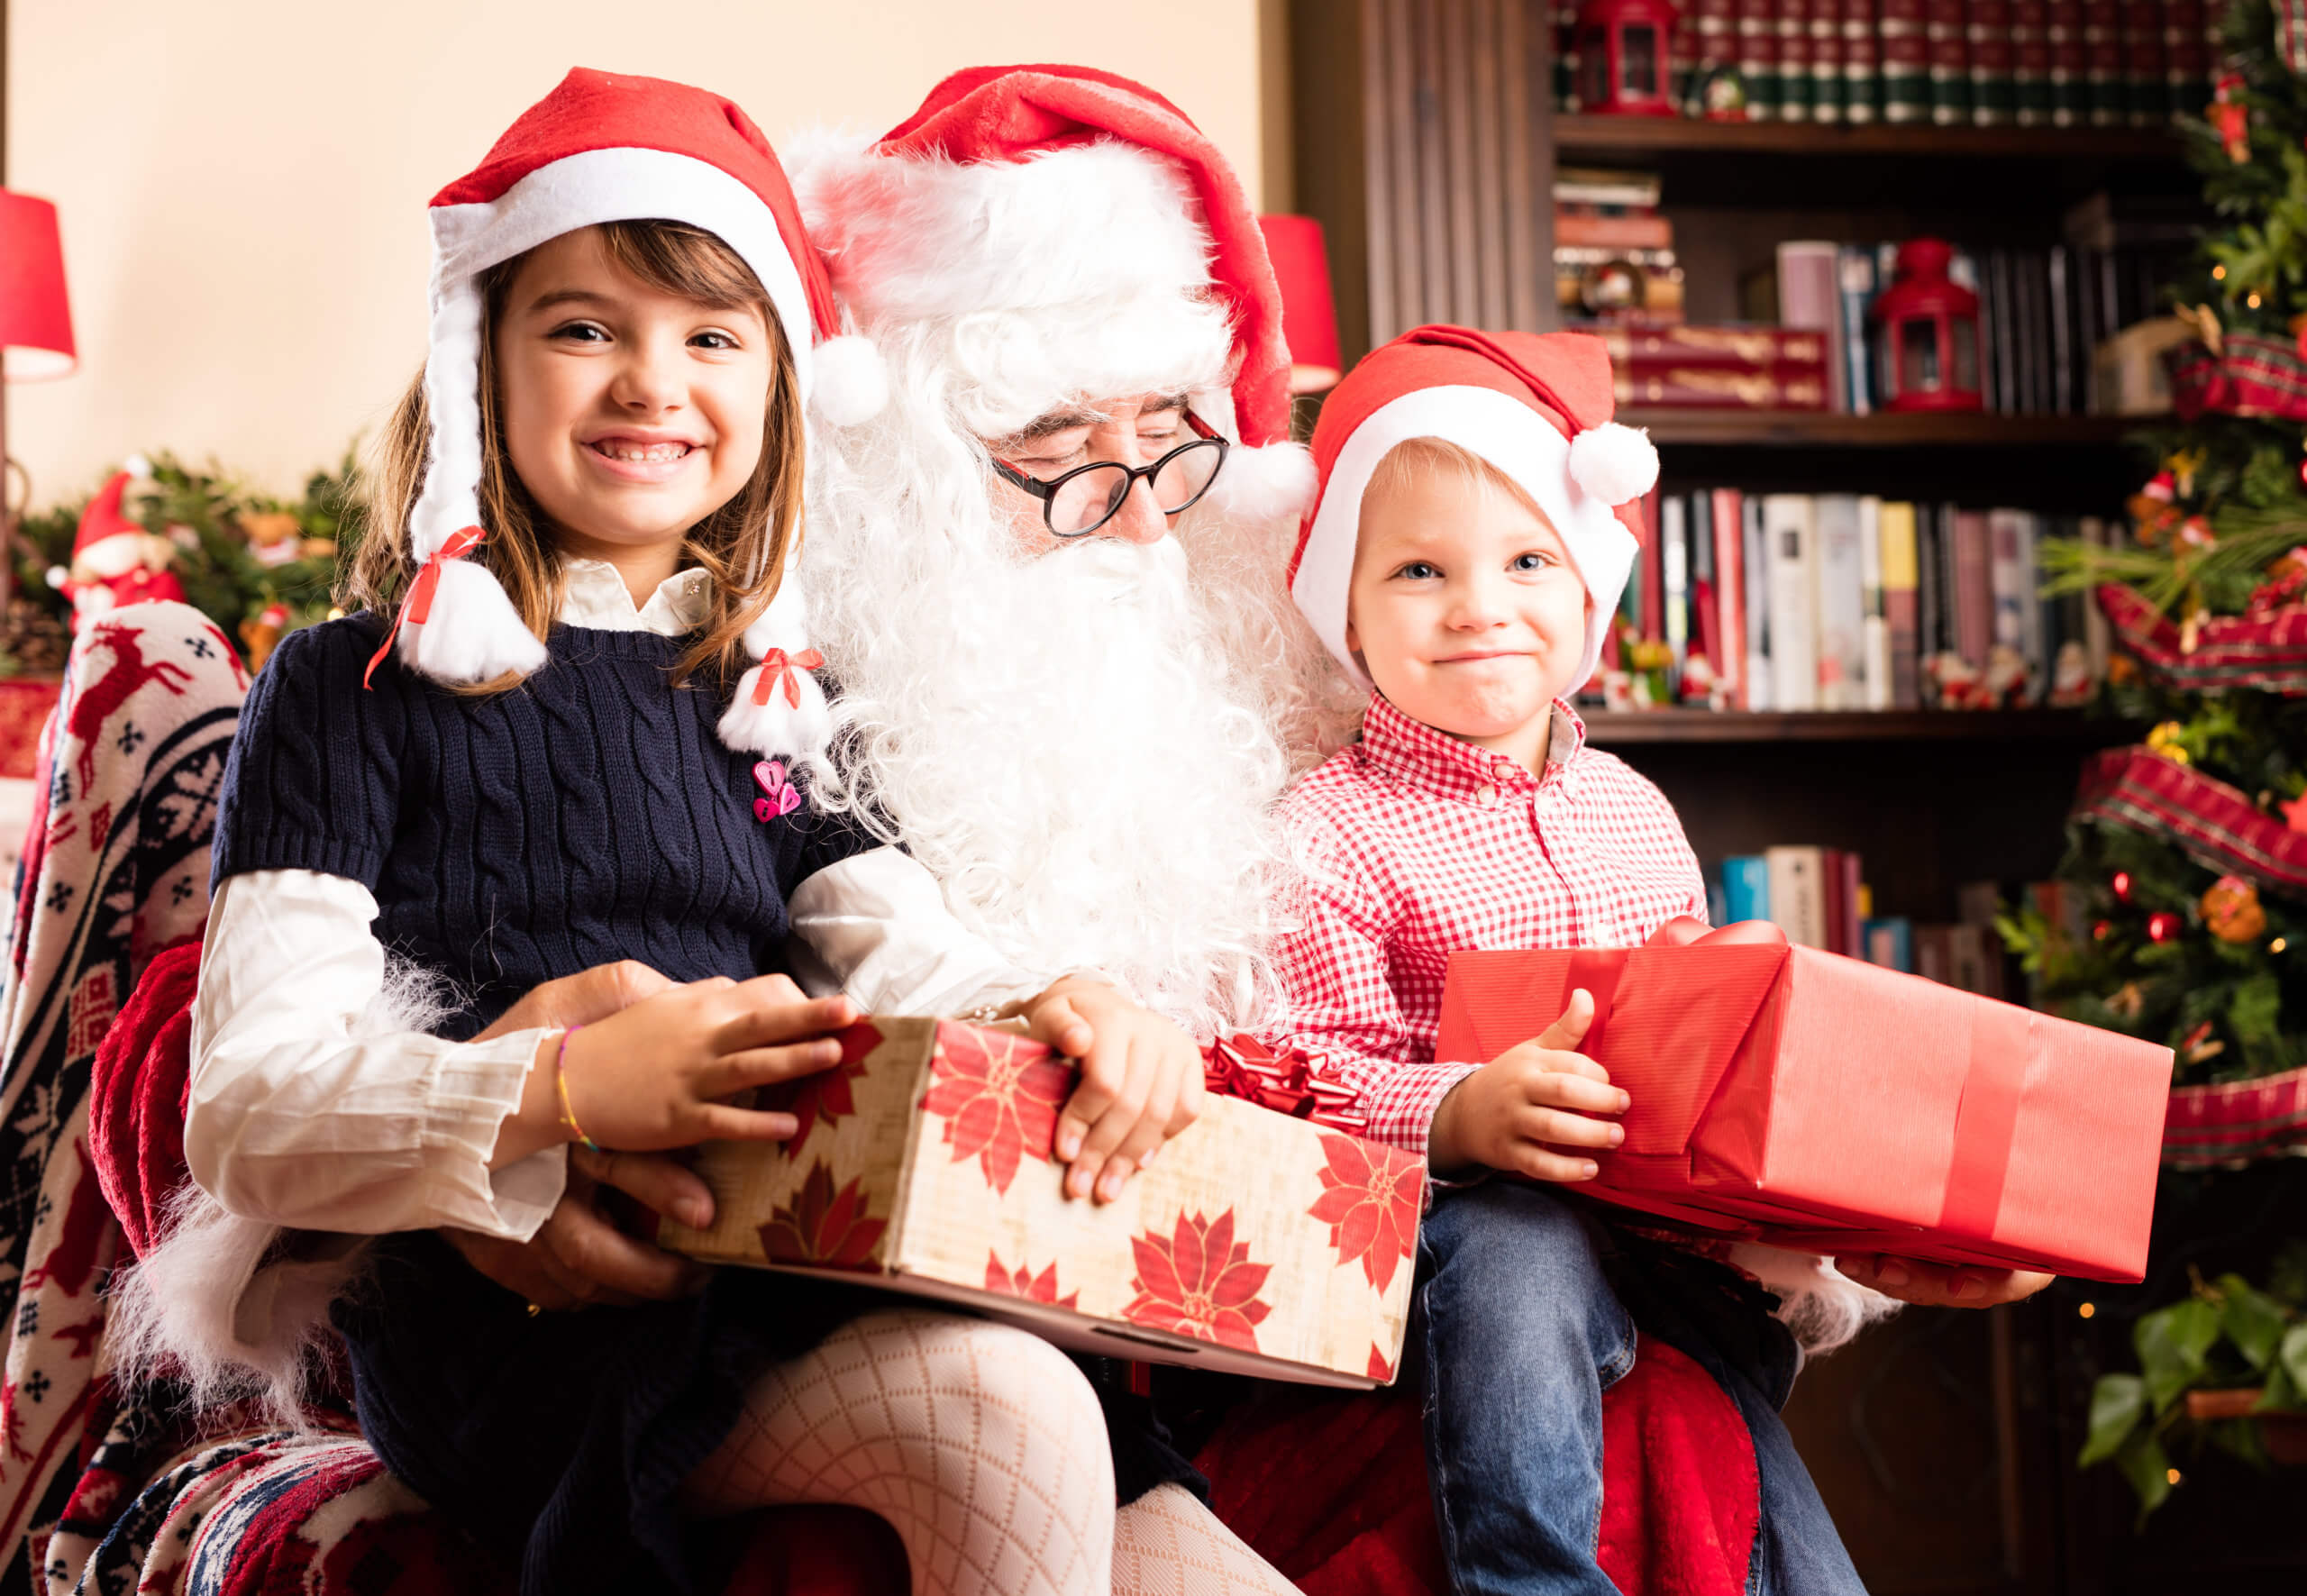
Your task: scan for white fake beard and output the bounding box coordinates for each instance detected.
[807,504,1344,1040]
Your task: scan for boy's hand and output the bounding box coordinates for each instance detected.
[1427,989,1630,1180]
[1025,977,1203,1204]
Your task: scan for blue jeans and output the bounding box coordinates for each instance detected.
[1413,1181,1869,1596]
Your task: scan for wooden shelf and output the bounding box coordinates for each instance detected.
[1582,708,2138,744]
[1622,409,2157,448]
[1552,115,2180,161]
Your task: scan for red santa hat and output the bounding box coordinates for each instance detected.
[1290,325,1656,690]
[388,67,876,762]
[71,455,153,563]
[791,64,1313,518]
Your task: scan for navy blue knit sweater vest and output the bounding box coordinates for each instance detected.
[213,615,871,1039]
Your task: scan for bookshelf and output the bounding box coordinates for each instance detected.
[1582,707,2135,744]
[1621,408,2148,447]
[1283,3,2302,1591]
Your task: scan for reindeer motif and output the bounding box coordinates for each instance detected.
[68,620,195,795]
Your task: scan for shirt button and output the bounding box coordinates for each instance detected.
[1473,784,1498,804]
[1492,760,1520,781]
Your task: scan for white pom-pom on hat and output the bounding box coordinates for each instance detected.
[809,333,889,427]
[1565,421,1658,507]
[397,556,550,684]
[1198,439,1318,524]
[123,453,154,479]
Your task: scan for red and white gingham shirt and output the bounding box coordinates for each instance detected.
[1271,692,1708,1162]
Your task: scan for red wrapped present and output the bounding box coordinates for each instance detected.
[1435,918,2171,1281]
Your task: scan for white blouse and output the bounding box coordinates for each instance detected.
[186,561,1042,1242]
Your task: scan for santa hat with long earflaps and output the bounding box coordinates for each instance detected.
[1290,324,1657,692]
[373,67,886,762]
[789,64,1314,518]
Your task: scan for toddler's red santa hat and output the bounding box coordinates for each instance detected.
[791,64,1313,519]
[388,67,880,762]
[1290,324,1656,690]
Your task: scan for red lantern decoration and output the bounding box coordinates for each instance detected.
[1870,238,1983,413]
[1574,0,1683,117]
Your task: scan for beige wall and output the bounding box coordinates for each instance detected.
[5,0,1269,507]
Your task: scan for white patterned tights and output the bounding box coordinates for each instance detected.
[683,1309,1300,1596]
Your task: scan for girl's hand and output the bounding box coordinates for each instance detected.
[1427,988,1630,1179]
[1836,1255,2056,1309]
[506,974,857,1160]
[445,1145,716,1309]
[1025,977,1203,1204]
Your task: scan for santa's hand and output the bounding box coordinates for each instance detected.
[1427,989,1629,1180]
[1027,977,1203,1204]
[1836,1255,2054,1309]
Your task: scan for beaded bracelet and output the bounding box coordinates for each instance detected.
[555,1025,601,1153]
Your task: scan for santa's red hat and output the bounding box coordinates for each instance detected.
[390,68,871,762]
[792,64,1313,518]
[1291,325,1656,689]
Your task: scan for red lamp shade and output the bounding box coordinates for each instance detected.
[0,191,75,382]
[1258,214,1343,395]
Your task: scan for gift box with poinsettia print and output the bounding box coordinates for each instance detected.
[656,1017,1422,1387]
[1435,918,2173,1282]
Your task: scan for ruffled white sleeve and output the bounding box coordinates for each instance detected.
[788,845,1052,1017]
[186,870,566,1239]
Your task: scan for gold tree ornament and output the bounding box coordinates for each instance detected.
[2202,875,2269,943]
[2147,721,2195,763]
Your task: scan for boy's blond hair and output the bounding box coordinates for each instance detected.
[1361,436,1553,532]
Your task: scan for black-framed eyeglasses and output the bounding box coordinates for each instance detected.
[990,410,1230,537]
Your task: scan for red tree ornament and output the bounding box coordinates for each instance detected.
[2111,870,2134,902]
[2147,910,2184,943]
[1872,240,1983,413]
[2211,74,2250,162]
[2093,919,2113,942]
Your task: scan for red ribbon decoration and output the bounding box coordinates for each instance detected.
[363,524,488,689]
[752,645,825,707]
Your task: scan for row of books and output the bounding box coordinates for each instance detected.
[1709,848,2011,996]
[1554,0,2229,129]
[1590,490,2114,711]
[1764,221,2193,415]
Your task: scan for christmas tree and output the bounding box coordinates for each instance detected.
[2008,0,2307,1520]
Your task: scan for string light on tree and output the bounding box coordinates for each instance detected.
[2147,911,2184,943]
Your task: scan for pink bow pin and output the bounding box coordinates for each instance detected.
[752,646,824,708]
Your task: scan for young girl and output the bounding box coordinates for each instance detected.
[182,69,1258,1596]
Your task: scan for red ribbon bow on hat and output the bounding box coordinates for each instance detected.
[752,645,825,708]
[365,524,487,689]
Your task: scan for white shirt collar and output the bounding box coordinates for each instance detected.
[558,558,711,637]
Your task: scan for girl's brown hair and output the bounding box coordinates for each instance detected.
[344,219,805,691]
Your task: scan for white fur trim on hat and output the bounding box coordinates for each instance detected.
[1567,422,1658,506]
[1290,387,1640,692]
[794,132,1211,323]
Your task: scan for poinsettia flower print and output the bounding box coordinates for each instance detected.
[919,1025,1073,1194]
[757,1161,887,1269]
[984,1251,1081,1310]
[1123,1209,1272,1352]
[1368,1344,1398,1383]
[1308,1132,1424,1293]
[762,1021,881,1152]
